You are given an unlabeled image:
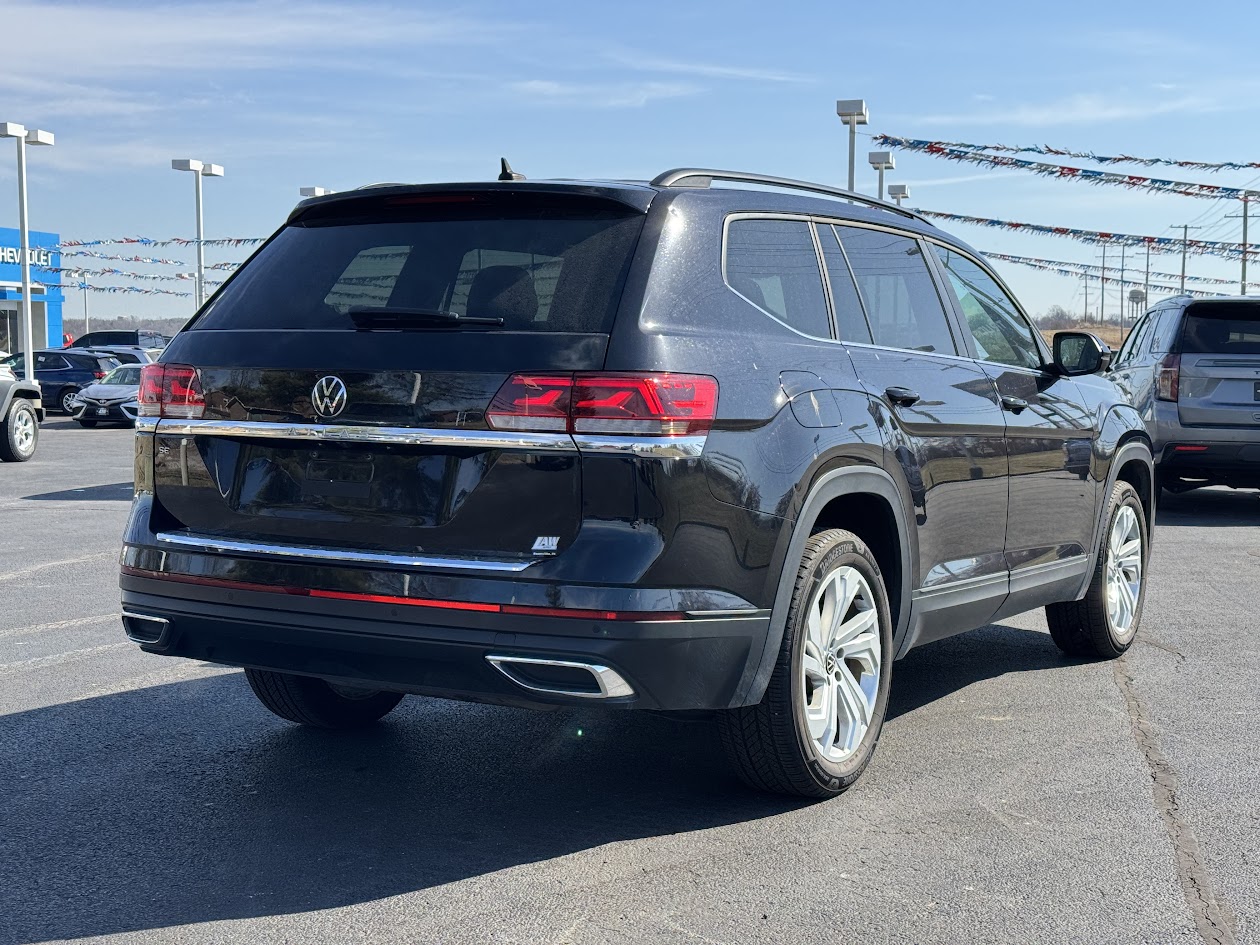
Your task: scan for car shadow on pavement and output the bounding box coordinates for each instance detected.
[22,481,134,502]
[1156,486,1260,528]
[886,623,1067,722]
[1,623,1071,943]
[0,673,807,944]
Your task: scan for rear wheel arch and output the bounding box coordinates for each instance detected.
[1075,436,1154,601]
[736,465,914,707]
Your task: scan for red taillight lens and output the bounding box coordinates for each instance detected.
[93,372,106,379]
[572,374,718,436]
[487,372,718,437]
[138,363,205,419]
[1156,353,1180,401]
[486,375,573,431]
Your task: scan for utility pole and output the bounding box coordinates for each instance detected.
[1083,273,1090,322]
[1100,244,1107,325]
[1118,244,1127,336]
[1145,244,1151,307]
[1175,224,1202,295]
[1226,197,1250,295]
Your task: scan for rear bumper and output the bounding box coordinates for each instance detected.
[120,572,770,711]
[1158,440,1260,485]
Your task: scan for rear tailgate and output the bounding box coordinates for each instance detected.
[1176,300,1260,426]
[147,187,649,563]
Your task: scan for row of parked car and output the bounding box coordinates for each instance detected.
[0,329,165,460]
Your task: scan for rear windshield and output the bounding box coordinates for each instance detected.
[193,194,646,333]
[1181,301,1260,354]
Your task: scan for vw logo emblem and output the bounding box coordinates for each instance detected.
[312,375,348,419]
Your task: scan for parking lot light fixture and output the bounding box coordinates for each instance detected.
[2,122,54,382]
[836,99,868,192]
[887,183,910,207]
[172,159,224,310]
[868,150,895,200]
[299,186,334,197]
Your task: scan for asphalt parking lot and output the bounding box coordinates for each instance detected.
[2,422,1257,945]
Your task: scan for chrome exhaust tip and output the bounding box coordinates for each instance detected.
[121,611,171,648]
[485,655,635,699]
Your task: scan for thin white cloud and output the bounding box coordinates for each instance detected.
[0,1,505,78]
[510,79,701,108]
[907,172,1023,186]
[606,53,809,84]
[912,93,1222,128]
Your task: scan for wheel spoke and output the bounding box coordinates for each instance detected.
[833,607,876,649]
[834,668,871,748]
[840,631,880,675]
[802,647,827,683]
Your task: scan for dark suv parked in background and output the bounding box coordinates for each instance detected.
[1108,295,1260,492]
[1,349,121,414]
[119,169,1154,797]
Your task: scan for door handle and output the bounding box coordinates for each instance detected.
[1000,395,1029,413]
[885,386,921,407]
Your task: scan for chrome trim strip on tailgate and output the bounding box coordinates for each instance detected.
[153,531,537,572]
[146,419,707,457]
[153,419,576,451]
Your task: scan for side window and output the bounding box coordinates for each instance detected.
[933,246,1041,369]
[1115,314,1152,364]
[725,218,832,338]
[36,353,68,370]
[1147,310,1177,355]
[835,226,957,354]
[815,223,873,344]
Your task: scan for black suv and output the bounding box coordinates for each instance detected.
[119,169,1154,797]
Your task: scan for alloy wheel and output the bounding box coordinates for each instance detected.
[801,565,882,763]
[13,408,35,456]
[1105,505,1143,639]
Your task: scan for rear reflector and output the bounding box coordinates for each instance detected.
[121,565,685,621]
[138,363,205,419]
[1172,445,1209,452]
[487,372,718,437]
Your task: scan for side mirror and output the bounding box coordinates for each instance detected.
[1053,331,1112,376]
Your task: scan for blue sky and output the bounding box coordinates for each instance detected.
[2,0,1259,322]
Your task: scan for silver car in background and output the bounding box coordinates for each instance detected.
[69,363,143,427]
[1109,296,1260,492]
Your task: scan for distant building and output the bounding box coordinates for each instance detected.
[0,226,64,352]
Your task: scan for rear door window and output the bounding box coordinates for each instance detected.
[815,223,874,344]
[836,226,957,354]
[1180,302,1260,354]
[195,194,646,333]
[724,218,832,338]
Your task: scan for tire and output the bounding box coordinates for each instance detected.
[718,529,893,798]
[58,387,79,414]
[244,668,404,729]
[77,417,98,428]
[0,400,39,462]
[1046,481,1148,659]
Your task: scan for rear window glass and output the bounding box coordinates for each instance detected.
[194,195,646,333]
[1180,302,1260,354]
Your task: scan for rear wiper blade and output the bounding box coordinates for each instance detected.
[348,306,504,329]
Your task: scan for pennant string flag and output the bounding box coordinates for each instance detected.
[918,210,1260,260]
[983,255,1219,298]
[875,135,1260,173]
[875,138,1260,201]
[57,237,265,249]
[982,251,1260,290]
[41,282,193,297]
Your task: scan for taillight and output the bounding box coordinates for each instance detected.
[138,363,205,419]
[487,372,718,437]
[93,372,106,380]
[1156,353,1180,401]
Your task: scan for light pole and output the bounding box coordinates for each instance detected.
[1,122,54,381]
[868,150,895,200]
[887,183,910,207]
[172,159,224,309]
[836,99,868,192]
[299,186,334,197]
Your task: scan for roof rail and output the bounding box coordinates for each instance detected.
[650,168,930,225]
